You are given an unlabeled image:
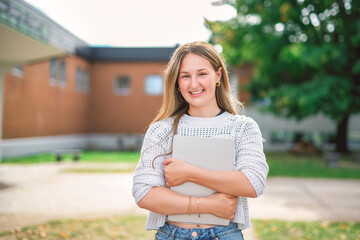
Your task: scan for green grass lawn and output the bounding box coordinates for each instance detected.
[1,216,358,240]
[253,219,360,240]
[2,151,360,178]
[1,151,140,164]
[267,152,360,179]
[1,151,359,239]
[0,215,155,240]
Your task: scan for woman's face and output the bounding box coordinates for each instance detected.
[178,53,221,117]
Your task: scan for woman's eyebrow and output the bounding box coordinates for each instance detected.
[180,68,209,74]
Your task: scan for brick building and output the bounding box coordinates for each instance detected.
[0,0,252,158]
[2,46,186,157]
[3,48,177,139]
[1,0,359,159]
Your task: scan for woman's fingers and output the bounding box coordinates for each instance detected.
[163,158,174,165]
[208,193,238,219]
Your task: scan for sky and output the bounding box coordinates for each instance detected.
[24,0,237,47]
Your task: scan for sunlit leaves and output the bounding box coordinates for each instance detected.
[207,0,360,124]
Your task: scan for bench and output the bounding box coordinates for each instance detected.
[323,152,340,167]
[52,149,82,162]
[353,153,360,164]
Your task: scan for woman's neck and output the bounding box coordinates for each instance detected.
[187,106,222,118]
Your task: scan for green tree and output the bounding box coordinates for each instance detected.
[207,0,360,153]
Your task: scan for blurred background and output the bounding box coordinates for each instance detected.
[0,0,359,159]
[0,0,359,239]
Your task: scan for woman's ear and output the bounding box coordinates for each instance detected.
[217,67,222,82]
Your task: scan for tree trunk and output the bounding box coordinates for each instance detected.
[336,114,349,153]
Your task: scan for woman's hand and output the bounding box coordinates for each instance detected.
[206,193,238,219]
[163,158,193,187]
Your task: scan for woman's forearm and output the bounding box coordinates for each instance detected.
[188,167,257,198]
[163,158,257,198]
[137,187,238,219]
[137,187,191,215]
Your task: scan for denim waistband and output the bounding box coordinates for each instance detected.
[157,222,241,240]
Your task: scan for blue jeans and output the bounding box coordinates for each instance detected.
[154,222,244,240]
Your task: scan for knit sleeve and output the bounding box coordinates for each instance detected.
[132,120,173,204]
[235,117,269,197]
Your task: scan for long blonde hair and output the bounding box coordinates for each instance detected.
[142,41,242,167]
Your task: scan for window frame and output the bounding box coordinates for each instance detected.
[12,66,24,77]
[114,75,131,96]
[144,74,164,96]
[59,60,66,88]
[76,67,90,93]
[49,58,57,86]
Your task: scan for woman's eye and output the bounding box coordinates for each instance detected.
[181,75,189,78]
[199,73,207,76]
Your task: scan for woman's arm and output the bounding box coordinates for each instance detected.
[132,120,238,219]
[137,186,238,219]
[163,158,256,197]
[163,117,269,198]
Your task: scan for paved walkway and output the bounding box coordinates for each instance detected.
[0,162,359,239]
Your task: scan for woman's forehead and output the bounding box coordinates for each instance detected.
[179,53,213,71]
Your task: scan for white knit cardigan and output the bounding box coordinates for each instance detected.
[132,112,269,230]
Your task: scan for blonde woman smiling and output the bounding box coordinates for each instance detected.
[132,42,268,240]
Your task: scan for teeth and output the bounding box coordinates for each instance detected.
[191,90,203,94]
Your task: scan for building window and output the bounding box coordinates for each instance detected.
[12,66,23,77]
[270,130,335,147]
[76,67,90,93]
[270,130,294,144]
[114,76,131,95]
[349,132,360,146]
[145,75,163,95]
[59,60,66,87]
[76,68,81,89]
[49,59,57,86]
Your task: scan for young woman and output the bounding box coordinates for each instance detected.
[132,41,268,240]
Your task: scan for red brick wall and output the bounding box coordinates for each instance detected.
[3,58,249,139]
[234,64,253,106]
[2,55,90,139]
[89,62,165,133]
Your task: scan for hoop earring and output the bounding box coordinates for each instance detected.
[216,81,221,87]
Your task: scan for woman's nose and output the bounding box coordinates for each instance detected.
[190,77,199,88]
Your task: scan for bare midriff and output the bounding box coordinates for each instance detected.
[167,221,217,229]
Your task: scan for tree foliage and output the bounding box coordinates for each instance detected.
[207,0,360,152]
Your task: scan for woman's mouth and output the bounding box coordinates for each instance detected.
[190,89,204,95]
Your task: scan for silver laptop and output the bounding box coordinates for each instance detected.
[167,135,235,225]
